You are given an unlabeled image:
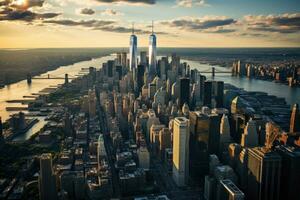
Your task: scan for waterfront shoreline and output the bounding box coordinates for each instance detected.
[0,55,107,87]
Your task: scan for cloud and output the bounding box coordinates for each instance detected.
[94,25,167,34]
[80,8,95,15]
[238,32,267,37]
[244,13,300,34]
[10,0,45,9]
[0,0,59,21]
[100,9,122,16]
[0,0,10,6]
[43,19,115,28]
[176,0,208,8]
[0,7,59,21]
[93,0,155,5]
[42,18,169,35]
[161,16,237,33]
[208,28,235,33]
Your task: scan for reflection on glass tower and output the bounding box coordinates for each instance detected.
[129,23,137,72]
[148,21,157,78]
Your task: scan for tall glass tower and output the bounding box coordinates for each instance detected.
[129,23,137,72]
[148,21,157,78]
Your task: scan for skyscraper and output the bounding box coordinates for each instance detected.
[136,64,145,94]
[219,114,231,154]
[115,65,122,80]
[189,111,221,181]
[140,51,147,66]
[215,81,224,108]
[159,128,171,160]
[198,74,206,101]
[117,52,122,65]
[121,52,127,67]
[275,145,300,200]
[241,118,258,148]
[148,21,157,78]
[107,60,114,77]
[289,103,300,133]
[129,23,137,72]
[247,147,281,200]
[179,77,190,108]
[203,80,213,107]
[39,153,58,200]
[172,117,190,186]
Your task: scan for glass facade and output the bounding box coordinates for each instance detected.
[129,34,137,72]
[148,34,157,77]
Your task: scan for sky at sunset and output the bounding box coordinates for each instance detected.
[0,0,299,48]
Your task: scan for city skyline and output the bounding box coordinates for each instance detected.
[0,1,300,200]
[0,0,300,48]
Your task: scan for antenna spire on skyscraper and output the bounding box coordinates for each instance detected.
[152,20,154,34]
[132,22,134,34]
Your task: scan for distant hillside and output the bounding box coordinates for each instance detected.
[0,48,120,85]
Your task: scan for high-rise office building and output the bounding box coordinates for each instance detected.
[158,59,167,79]
[236,148,248,191]
[117,52,122,65]
[275,145,300,200]
[114,65,122,80]
[179,77,190,108]
[39,153,58,200]
[148,21,157,78]
[148,82,157,100]
[171,81,179,101]
[215,81,224,108]
[129,24,137,72]
[198,74,206,101]
[136,64,145,94]
[289,103,300,133]
[237,61,246,76]
[137,146,150,171]
[241,118,258,148]
[189,111,221,181]
[140,51,147,66]
[220,114,231,155]
[207,114,221,155]
[97,134,107,167]
[230,114,247,142]
[150,124,165,155]
[172,117,190,186]
[247,147,281,200]
[203,81,213,107]
[159,128,172,160]
[121,52,127,67]
[107,60,114,77]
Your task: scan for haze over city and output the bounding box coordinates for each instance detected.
[0,0,300,48]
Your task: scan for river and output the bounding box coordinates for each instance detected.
[0,55,299,141]
[0,55,114,141]
[184,59,300,105]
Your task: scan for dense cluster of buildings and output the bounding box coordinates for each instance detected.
[0,27,299,200]
[232,60,300,87]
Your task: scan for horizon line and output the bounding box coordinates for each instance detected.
[1,46,300,50]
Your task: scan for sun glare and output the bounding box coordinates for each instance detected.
[14,0,26,6]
